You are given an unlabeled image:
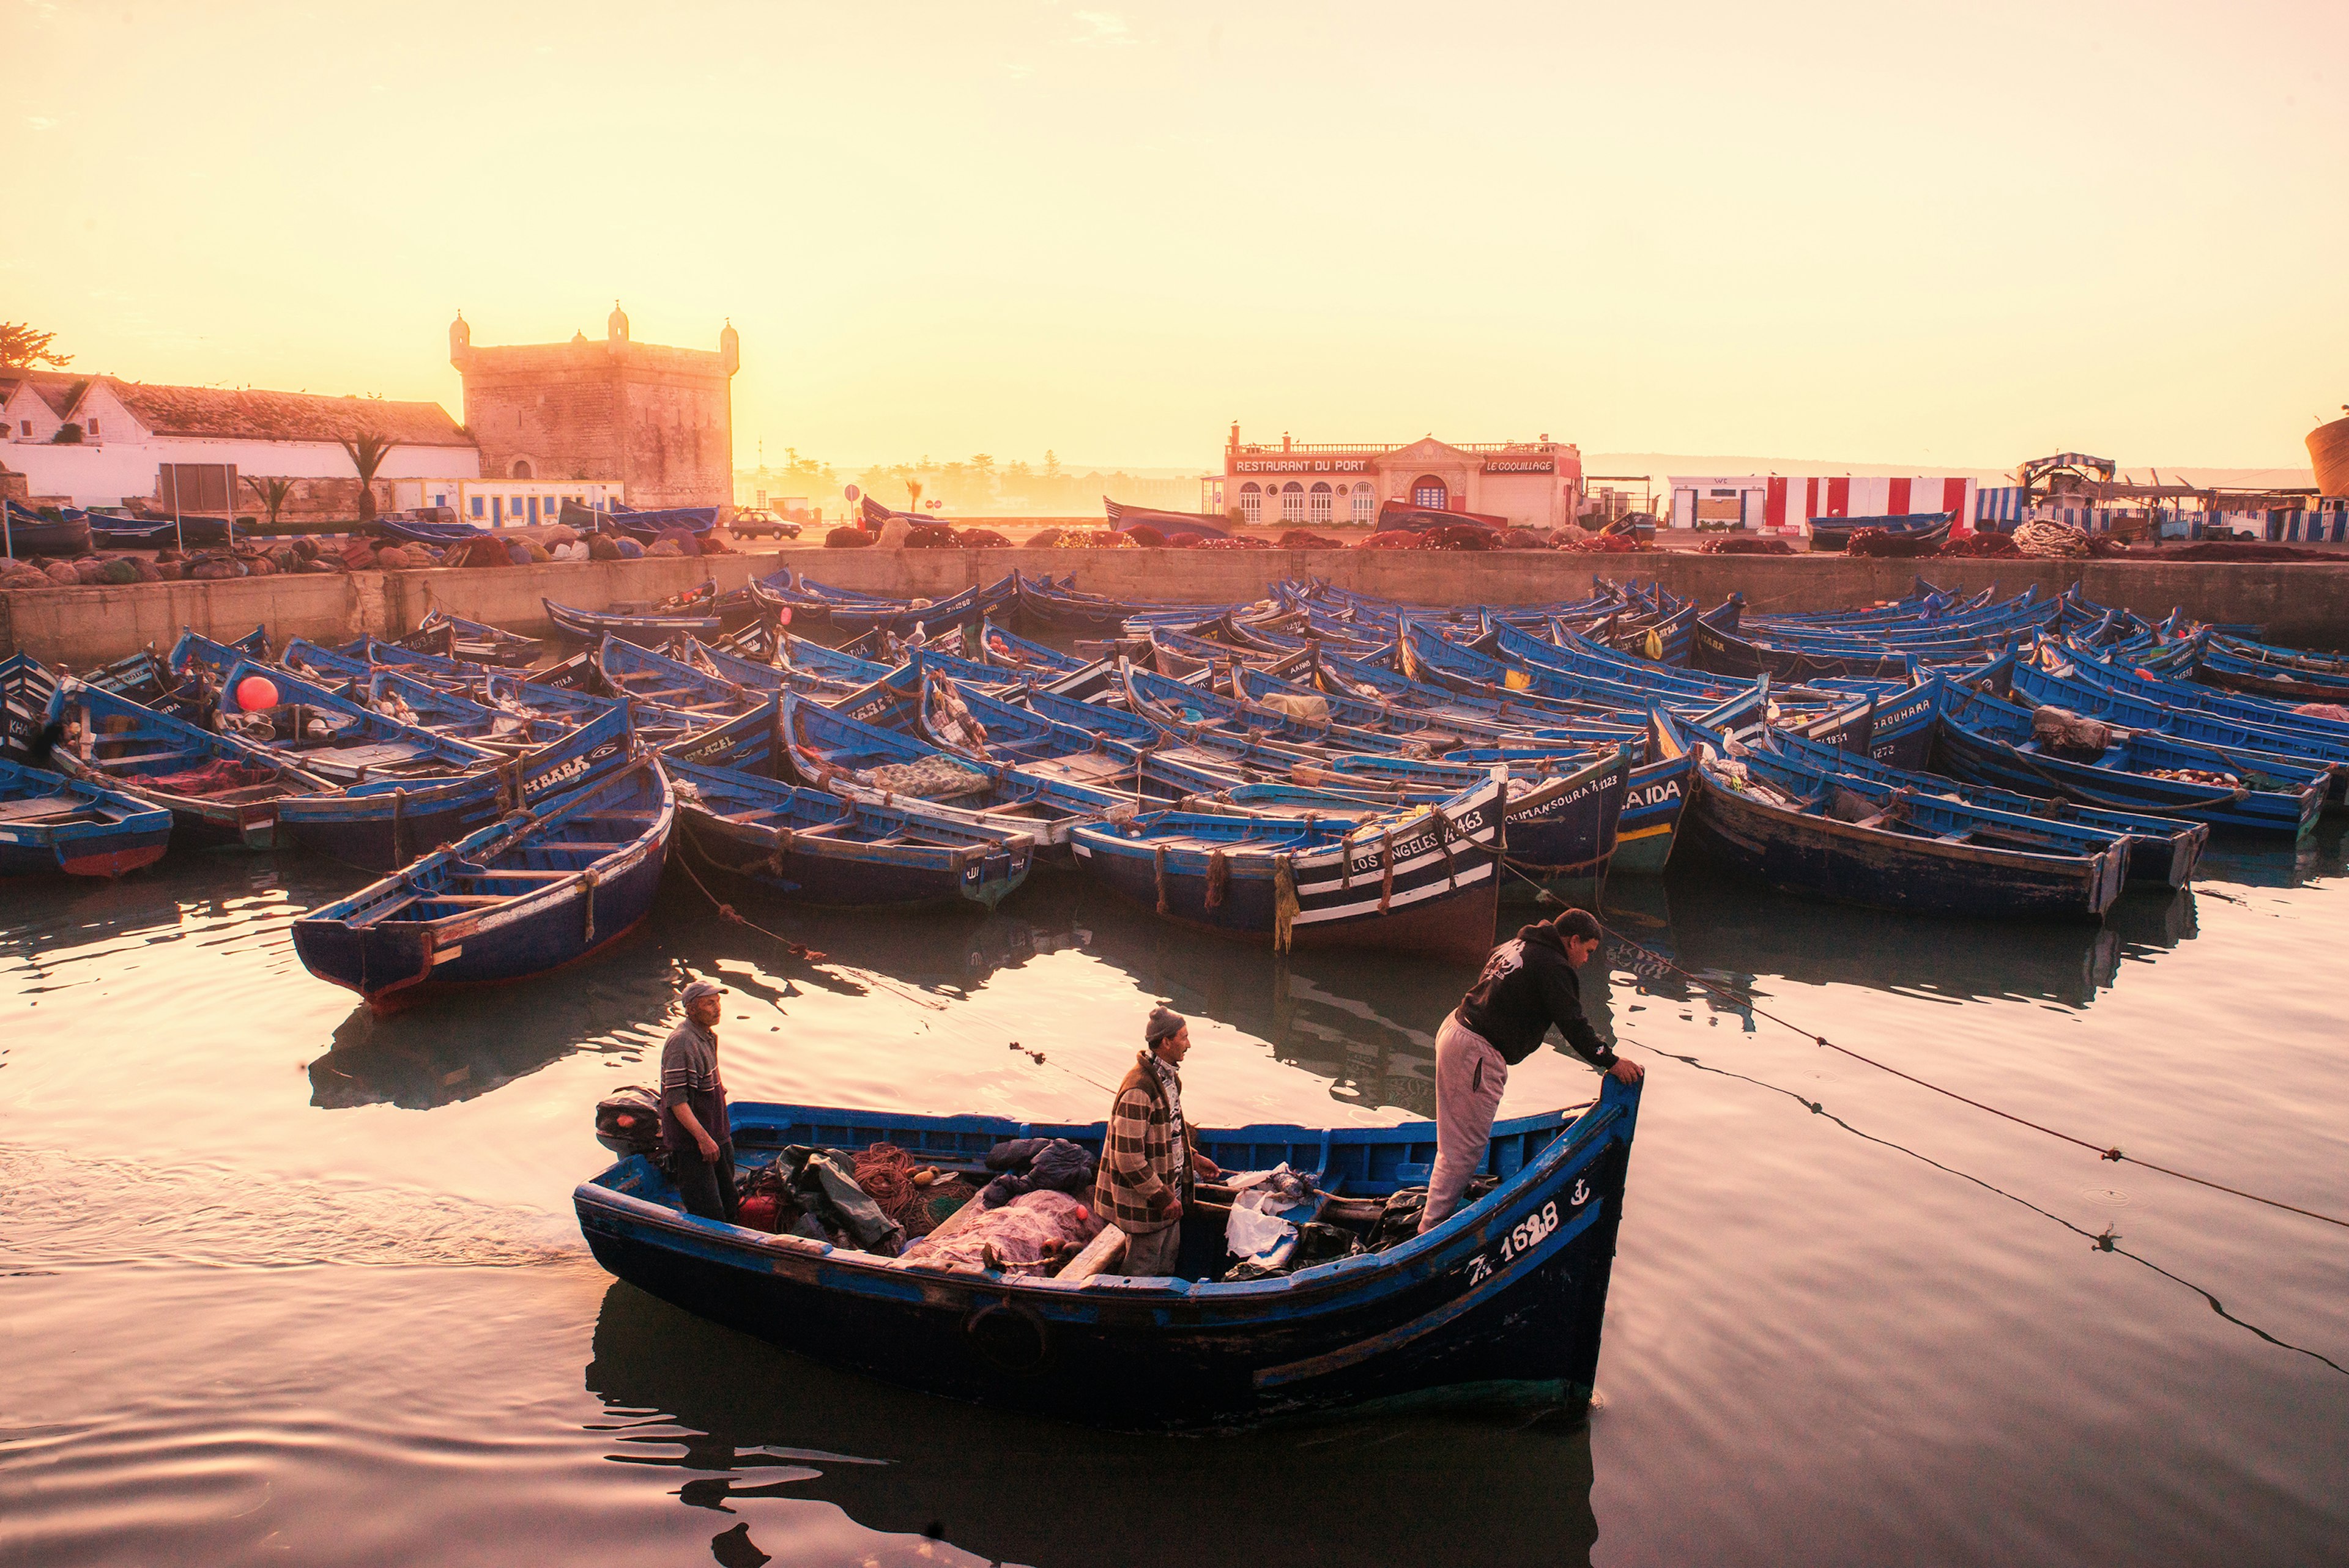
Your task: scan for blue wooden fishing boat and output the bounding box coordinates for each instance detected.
[86,512,237,547]
[593,635,766,724]
[165,625,270,683]
[2055,643,2349,746]
[1014,571,1133,634]
[404,610,543,668]
[209,657,519,868]
[1934,679,2326,837]
[1071,769,1520,961]
[668,754,1033,910]
[2011,656,2349,799]
[2,651,59,763]
[1230,662,1592,750]
[781,691,1110,847]
[0,760,174,878]
[917,670,1252,805]
[1691,602,1920,683]
[576,1078,1641,1430]
[975,617,1088,675]
[2194,636,2349,706]
[1751,718,2205,889]
[43,679,329,849]
[1658,712,2130,920]
[1,500,92,555]
[603,503,720,541]
[358,668,575,755]
[544,597,724,645]
[1805,511,1953,552]
[291,753,671,1014]
[376,514,491,546]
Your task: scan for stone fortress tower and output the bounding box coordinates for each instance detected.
[449,304,739,510]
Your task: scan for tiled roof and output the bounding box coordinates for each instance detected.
[102,379,472,447]
[1,370,87,419]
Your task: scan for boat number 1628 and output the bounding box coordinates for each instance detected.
[1466,1200,1562,1285]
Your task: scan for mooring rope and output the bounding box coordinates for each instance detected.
[1498,858,2348,1232]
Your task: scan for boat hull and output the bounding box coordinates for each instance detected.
[277,771,510,871]
[291,834,669,1014]
[1499,752,1630,903]
[678,810,1031,912]
[575,1085,1641,1432]
[1611,753,1694,875]
[1681,772,2128,920]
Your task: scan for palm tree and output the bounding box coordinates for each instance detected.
[243,475,295,530]
[338,432,398,523]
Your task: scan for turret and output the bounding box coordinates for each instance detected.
[448,310,470,367]
[607,300,630,349]
[719,318,740,375]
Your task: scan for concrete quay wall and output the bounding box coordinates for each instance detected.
[6,550,2348,665]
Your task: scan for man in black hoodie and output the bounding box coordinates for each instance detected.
[1419,908,1644,1233]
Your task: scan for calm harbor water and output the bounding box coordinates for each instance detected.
[5,827,2348,1566]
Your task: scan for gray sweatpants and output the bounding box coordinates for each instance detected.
[1121,1220,1182,1278]
[1419,1011,1507,1233]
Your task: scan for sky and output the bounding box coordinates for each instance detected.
[6,0,2347,475]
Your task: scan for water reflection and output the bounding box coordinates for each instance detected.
[585,1279,1600,1568]
[1597,873,2198,1015]
[2198,817,2349,890]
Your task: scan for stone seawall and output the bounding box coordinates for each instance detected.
[5,550,2348,664]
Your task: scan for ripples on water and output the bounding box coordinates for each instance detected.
[4,826,2347,1566]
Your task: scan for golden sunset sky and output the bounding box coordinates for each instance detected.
[7,0,2345,472]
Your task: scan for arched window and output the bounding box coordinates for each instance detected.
[1280,481,1305,523]
[1411,475,1448,511]
[1239,482,1261,525]
[1351,481,1375,524]
[511,459,534,479]
[1308,481,1332,525]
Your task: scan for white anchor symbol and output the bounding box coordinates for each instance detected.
[1570,1178,1590,1207]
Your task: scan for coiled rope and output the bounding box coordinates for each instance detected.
[1501,860,2347,1232]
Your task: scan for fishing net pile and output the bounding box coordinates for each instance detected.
[2011,520,2091,558]
[2030,705,2115,754]
[2145,540,2340,563]
[1939,531,2021,557]
[1557,531,1652,553]
[1699,536,1796,555]
[856,753,992,799]
[141,758,280,796]
[852,1143,974,1239]
[823,527,877,547]
[894,1189,1104,1276]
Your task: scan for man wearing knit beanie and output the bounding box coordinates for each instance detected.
[1093,1005,1223,1278]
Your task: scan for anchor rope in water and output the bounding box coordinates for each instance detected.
[1498,858,2348,1232]
[672,844,1120,1096]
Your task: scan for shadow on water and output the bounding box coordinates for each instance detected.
[306,926,683,1109]
[1596,870,2199,1017]
[584,1279,1600,1568]
[2197,815,2349,890]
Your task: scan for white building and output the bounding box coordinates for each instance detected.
[1668,473,1982,536]
[389,476,623,528]
[1,371,478,512]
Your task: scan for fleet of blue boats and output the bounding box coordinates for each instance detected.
[7,565,2345,1427]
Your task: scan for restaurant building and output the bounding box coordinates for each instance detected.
[1211,427,1584,528]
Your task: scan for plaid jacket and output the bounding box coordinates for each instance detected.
[1094,1052,1200,1235]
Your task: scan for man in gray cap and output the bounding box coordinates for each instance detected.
[1094,1005,1222,1277]
[662,977,735,1223]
